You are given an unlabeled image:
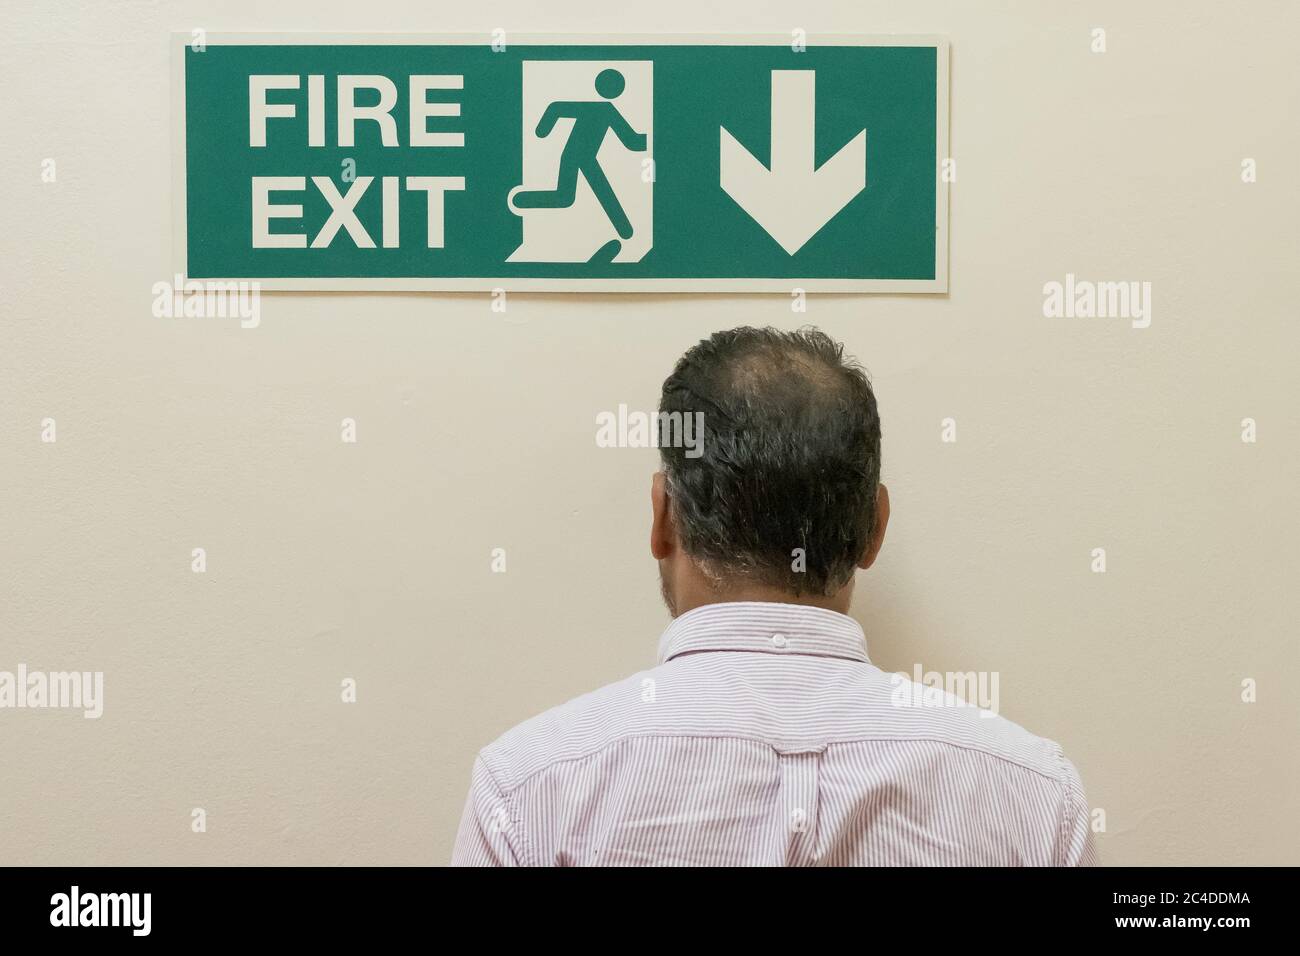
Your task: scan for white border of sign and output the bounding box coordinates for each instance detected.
[171,33,950,293]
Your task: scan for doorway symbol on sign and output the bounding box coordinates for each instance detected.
[720,70,867,255]
[514,69,647,245]
[507,61,654,265]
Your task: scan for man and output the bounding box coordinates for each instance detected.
[452,326,1095,866]
[512,68,648,248]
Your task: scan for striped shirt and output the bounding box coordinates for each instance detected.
[451,601,1096,866]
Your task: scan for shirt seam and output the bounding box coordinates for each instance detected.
[661,648,870,665]
[490,730,1069,796]
[1054,746,1085,866]
[477,752,535,866]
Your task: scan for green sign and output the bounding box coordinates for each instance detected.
[173,34,948,292]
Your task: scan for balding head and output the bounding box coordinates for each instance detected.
[656,326,883,599]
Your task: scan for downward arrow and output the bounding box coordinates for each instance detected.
[720,70,867,256]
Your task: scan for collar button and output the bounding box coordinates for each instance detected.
[771,633,788,649]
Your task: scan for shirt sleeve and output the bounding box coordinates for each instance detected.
[1057,754,1098,867]
[450,755,524,866]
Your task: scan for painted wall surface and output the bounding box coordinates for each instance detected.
[1,0,1296,865]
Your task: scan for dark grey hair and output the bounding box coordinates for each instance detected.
[658,326,882,596]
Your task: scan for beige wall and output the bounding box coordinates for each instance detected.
[2,0,1297,866]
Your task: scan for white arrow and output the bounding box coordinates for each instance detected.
[720,70,867,256]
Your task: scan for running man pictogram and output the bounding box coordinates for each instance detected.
[512,68,648,242]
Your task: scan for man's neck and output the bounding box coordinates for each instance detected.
[671,583,854,619]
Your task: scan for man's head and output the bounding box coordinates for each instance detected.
[652,326,889,617]
[595,68,626,99]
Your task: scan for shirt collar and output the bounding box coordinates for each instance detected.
[656,601,871,665]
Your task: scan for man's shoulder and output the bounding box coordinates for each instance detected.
[476,668,656,794]
[868,670,1080,786]
[475,661,1083,799]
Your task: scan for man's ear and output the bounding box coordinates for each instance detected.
[858,483,890,570]
[650,471,674,560]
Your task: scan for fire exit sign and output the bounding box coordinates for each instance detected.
[172,34,949,292]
